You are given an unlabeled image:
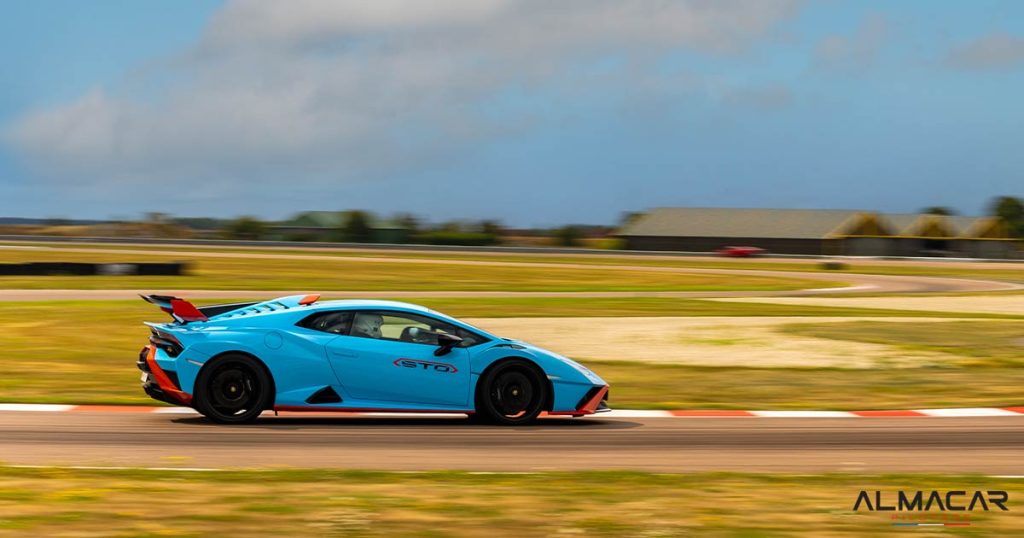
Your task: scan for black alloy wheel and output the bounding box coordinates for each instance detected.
[194,354,271,424]
[476,359,547,425]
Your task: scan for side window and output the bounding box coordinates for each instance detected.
[297,311,353,335]
[351,312,396,339]
[350,311,487,347]
[426,318,487,348]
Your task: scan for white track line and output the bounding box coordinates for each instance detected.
[0,404,1021,417]
[151,407,199,414]
[750,410,857,418]
[915,408,1022,417]
[0,404,75,412]
[601,410,674,418]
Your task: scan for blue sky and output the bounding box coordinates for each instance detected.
[1,0,1023,226]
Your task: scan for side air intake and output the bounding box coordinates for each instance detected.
[306,386,343,404]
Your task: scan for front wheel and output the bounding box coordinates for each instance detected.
[193,354,271,424]
[475,360,548,425]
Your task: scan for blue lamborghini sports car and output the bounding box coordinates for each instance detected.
[138,294,609,424]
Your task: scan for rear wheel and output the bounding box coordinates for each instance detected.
[475,360,547,425]
[193,354,271,424]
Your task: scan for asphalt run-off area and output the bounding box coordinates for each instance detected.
[2,408,1023,474]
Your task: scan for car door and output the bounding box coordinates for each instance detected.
[325,310,473,407]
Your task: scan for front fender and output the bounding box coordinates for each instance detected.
[469,345,603,412]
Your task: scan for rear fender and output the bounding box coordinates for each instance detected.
[185,329,337,405]
[176,335,264,393]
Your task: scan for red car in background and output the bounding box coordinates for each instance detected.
[716,246,766,258]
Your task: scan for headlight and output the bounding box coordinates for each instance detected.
[564,358,603,384]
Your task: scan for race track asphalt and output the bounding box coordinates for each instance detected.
[2,411,1022,474]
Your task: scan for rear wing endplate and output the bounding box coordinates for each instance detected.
[140,294,208,324]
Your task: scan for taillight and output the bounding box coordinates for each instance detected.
[149,329,184,357]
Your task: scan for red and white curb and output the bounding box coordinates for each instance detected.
[1,404,1023,418]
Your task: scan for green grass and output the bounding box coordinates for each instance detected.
[0,301,1021,406]
[592,361,1024,410]
[0,248,832,291]
[0,467,1020,536]
[782,321,1024,367]
[7,240,1023,283]
[411,297,1023,318]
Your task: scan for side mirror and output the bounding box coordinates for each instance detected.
[434,332,463,356]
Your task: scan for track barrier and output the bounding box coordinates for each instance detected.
[0,262,189,276]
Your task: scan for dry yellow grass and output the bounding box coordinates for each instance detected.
[0,467,1021,537]
[717,295,1024,316]
[5,240,1022,282]
[468,316,966,368]
[0,247,828,292]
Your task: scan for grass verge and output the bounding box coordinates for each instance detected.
[781,320,1024,367]
[0,248,831,291]
[0,467,1020,536]
[5,240,1023,283]
[592,361,1024,410]
[405,297,1023,319]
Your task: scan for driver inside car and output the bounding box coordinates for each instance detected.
[352,313,383,338]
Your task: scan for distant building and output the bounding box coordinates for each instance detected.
[616,208,1019,258]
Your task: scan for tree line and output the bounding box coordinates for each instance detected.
[921,196,1023,237]
[223,210,604,247]
[180,195,1024,246]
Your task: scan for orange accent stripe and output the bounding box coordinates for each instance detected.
[547,385,609,416]
[146,345,193,405]
[273,405,474,414]
[298,294,320,305]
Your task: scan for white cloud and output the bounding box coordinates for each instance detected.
[205,0,512,46]
[719,84,793,110]
[947,33,1024,70]
[203,0,799,54]
[813,15,887,72]
[4,0,802,193]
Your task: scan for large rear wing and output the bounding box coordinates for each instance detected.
[140,293,319,324]
[140,294,257,324]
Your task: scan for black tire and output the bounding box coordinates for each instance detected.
[193,354,271,424]
[475,359,548,425]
